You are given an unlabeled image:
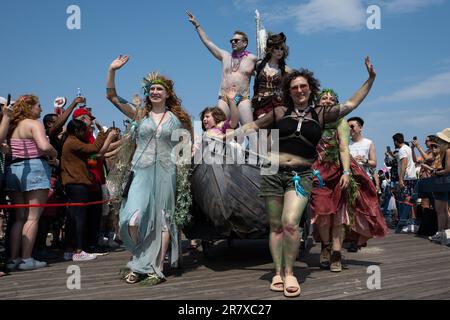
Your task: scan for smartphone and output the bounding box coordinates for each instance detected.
[112,121,116,129]
[7,94,11,106]
[413,136,417,141]
[386,146,391,152]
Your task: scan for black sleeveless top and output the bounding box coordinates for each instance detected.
[275,106,322,160]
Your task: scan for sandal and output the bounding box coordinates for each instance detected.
[140,273,166,286]
[270,274,284,292]
[283,275,301,298]
[124,271,142,284]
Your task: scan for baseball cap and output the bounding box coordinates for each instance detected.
[73,107,96,120]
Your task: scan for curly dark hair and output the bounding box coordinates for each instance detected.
[199,107,226,131]
[282,68,321,108]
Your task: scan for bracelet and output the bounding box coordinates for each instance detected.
[343,170,351,176]
[195,24,200,29]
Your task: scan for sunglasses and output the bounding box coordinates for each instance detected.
[431,145,440,149]
[230,39,243,44]
[349,124,356,129]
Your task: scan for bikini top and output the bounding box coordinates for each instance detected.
[274,105,322,160]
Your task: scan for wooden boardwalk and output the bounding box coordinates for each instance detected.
[1,230,449,300]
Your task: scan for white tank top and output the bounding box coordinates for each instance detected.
[350,138,373,177]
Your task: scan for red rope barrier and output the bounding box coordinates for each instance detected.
[0,198,117,209]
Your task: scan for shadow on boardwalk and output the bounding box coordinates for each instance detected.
[0,230,449,300]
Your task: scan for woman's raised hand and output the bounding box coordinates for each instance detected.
[186,11,199,27]
[365,56,376,78]
[109,55,130,71]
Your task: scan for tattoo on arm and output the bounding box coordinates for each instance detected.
[106,88,117,96]
[117,96,129,104]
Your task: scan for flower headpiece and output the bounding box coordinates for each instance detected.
[142,72,169,97]
[318,88,339,103]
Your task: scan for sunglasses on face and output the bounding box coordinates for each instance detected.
[230,39,243,44]
[349,124,356,129]
[431,145,440,149]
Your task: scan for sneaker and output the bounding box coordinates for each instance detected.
[440,229,450,245]
[6,258,22,270]
[18,258,47,271]
[63,252,74,261]
[330,251,342,272]
[401,226,409,233]
[72,251,97,261]
[429,232,443,243]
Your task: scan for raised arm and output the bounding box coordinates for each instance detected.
[106,55,137,119]
[48,96,85,138]
[337,57,376,118]
[187,11,227,61]
[412,139,433,162]
[96,123,119,157]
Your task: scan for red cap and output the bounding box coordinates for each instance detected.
[73,108,95,120]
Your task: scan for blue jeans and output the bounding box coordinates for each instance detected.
[395,180,417,233]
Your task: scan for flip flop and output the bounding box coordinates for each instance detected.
[283,275,301,298]
[270,274,284,292]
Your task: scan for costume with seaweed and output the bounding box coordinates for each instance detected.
[310,95,387,246]
[114,72,192,282]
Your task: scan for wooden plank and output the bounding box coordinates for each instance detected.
[1,230,449,299]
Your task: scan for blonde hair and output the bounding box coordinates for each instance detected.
[437,139,450,168]
[8,94,39,138]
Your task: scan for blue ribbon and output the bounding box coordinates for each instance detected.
[313,169,324,188]
[292,173,308,198]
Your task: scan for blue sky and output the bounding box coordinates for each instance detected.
[1,0,449,168]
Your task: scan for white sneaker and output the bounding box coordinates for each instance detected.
[72,251,97,261]
[440,229,450,245]
[6,258,22,270]
[429,232,443,243]
[18,258,47,271]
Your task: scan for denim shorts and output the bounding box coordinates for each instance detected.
[6,158,51,192]
[259,167,313,197]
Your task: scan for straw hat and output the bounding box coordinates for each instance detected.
[436,128,450,144]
